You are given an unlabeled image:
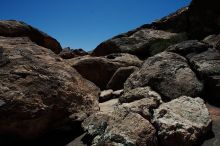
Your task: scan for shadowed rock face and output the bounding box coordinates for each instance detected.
[67,53,142,89]
[106,66,138,90]
[202,104,220,146]
[147,0,220,39]
[0,36,100,138]
[0,20,62,54]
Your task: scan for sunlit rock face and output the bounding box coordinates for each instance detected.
[0,36,100,138]
[0,20,62,54]
[153,96,212,146]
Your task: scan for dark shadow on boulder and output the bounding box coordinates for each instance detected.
[0,122,84,146]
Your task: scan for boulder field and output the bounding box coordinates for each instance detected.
[1,0,220,145]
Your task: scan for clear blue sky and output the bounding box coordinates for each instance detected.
[1,0,191,51]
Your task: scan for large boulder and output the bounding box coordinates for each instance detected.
[168,40,220,100]
[82,108,158,146]
[0,36,100,138]
[124,52,203,100]
[187,48,220,100]
[92,29,184,58]
[67,53,142,89]
[0,20,62,54]
[153,96,212,146]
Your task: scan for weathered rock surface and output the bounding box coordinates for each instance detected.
[187,48,220,100]
[82,108,158,146]
[119,86,161,103]
[167,40,210,56]
[0,20,62,54]
[82,87,162,146]
[121,96,161,121]
[167,40,220,100]
[92,29,182,58]
[59,47,88,59]
[153,96,212,146]
[124,52,203,100]
[0,36,100,138]
[99,98,119,113]
[67,53,142,89]
[107,66,138,90]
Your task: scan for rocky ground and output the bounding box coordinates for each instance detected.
[0,0,220,145]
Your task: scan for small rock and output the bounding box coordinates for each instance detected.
[112,89,124,98]
[99,89,114,102]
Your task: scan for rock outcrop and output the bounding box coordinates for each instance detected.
[92,29,185,58]
[92,0,220,59]
[59,47,88,59]
[0,36,100,138]
[124,52,203,100]
[0,20,62,54]
[67,53,142,89]
[153,96,212,146]
[145,0,220,39]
